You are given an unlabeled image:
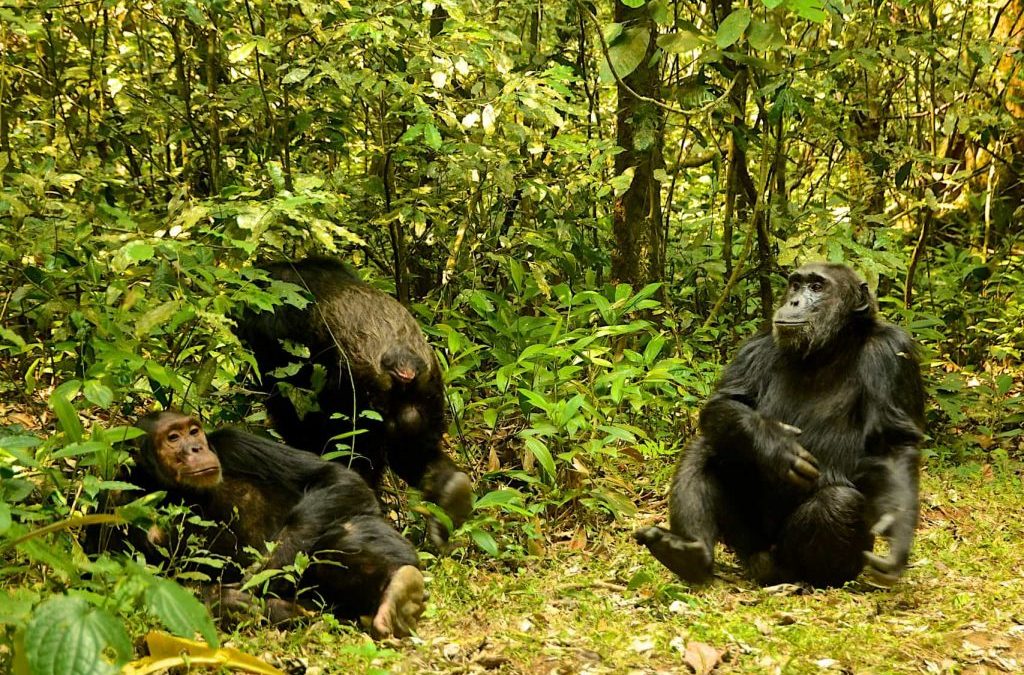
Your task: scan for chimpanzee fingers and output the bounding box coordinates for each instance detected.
[795,446,819,467]
[785,468,815,490]
[863,551,904,587]
[870,513,897,537]
[778,422,803,436]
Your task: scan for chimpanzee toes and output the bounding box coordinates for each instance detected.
[372,565,425,639]
[634,526,713,584]
[429,472,474,547]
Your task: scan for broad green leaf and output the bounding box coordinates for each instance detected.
[423,124,442,150]
[83,380,114,408]
[0,502,10,534]
[657,30,703,54]
[143,576,219,647]
[599,28,651,83]
[748,19,780,51]
[25,595,131,675]
[649,0,671,25]
[282,67,311,84]
[228,41,257,63]
[716,8,751,48]
[761,0,785,8]
[621,0,646,7]
[603,22,624,45]
[788,0,826,22]
[473,489,523,509]
[135,301,179,337]
[470,529,499,556]
[122,241,154,262]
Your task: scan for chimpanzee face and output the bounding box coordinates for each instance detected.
[143,412,222,489]
[772,263,873,355]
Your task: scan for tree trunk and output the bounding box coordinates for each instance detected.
[611,2,664,287]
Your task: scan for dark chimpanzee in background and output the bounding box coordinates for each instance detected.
[234,258,473,546]
[635,263,925,588]
[132,410,425,638]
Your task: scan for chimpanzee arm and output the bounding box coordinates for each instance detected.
[858,327,926,584]
[699,336,819,489]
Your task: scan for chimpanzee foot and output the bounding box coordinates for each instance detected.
[429,471,474,547]
[371,565,425,639]
[633,526,713,584]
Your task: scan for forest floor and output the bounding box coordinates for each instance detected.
[224,460,1024,675]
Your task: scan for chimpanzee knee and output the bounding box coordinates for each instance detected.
[775,485,872,587]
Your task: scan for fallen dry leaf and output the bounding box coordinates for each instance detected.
[684,641,723,675]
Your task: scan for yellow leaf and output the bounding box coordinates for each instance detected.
[121,631,285,675]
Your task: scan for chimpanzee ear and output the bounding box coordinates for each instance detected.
[854,282,874,314]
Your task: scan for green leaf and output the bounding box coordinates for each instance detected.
[423,124,442,150]
[143,576,219,647]
[748,19,780,51]
[599,28,651,83]
[894,161,913,188]
[0,502,10,534]
[716,8,751,48]
[83,380,114,409]
[473,489,523,510]
[788,0,826,22]
[470,529,499,556]
[282,67,311,84]
[657,30,703,54]
[228,41,257,63]
[49,382,83,443]
[135,300,179,337]
[522,436,556,480]
[122,241,154,262]
[603,22,624,45]
[621,0,647,7]
[649,0,671,24]
[25,595,132,675]
[761,0,785,8]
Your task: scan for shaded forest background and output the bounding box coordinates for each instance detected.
[1,0,1023,671]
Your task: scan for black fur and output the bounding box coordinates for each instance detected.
[234,257,473,544]
[636,263,925,588]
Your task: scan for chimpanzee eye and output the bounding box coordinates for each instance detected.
[810,282,824,293]
[167,432,180,442]
[190,427,200,436]
[790,281,800,291]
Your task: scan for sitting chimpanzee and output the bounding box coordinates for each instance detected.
[234,258,473,546]
[635,262,925,588]
[132,410,425,638]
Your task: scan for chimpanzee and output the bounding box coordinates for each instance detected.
[132,410,425,638]
[234,258,473,547]
[635,262,925,588]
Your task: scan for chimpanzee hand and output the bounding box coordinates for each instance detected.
[863,513,908,586]
[766,422,819,490]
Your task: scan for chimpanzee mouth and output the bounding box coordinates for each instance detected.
[773,321,807,328]
[188,467,219,477]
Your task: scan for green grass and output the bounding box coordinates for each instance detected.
[225,462,1024,674]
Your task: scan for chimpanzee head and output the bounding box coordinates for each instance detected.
[136,411,222,489]
[772,263,876,355]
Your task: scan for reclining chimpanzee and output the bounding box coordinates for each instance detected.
[132,410,425,638]
[635,262,925,588]
[234,258,473,547]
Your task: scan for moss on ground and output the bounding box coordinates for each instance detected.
[227,462,1024,674]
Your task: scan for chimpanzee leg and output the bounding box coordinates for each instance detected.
[773,484,872,587]
[389,441,473,546]
[634,439,720,583]
[310,515,424,638]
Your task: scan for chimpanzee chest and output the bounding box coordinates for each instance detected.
[759,365,867,473]
[207,477,291,551]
